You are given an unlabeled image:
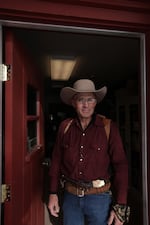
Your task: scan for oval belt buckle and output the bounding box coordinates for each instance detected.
[77,187,85,197]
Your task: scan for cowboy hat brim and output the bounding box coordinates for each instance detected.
[60,86,107,105]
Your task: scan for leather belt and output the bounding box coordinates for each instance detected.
[65,181,111,197]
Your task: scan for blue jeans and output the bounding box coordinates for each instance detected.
[62,191,112,225]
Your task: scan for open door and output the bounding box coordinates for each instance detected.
[3,28,45,225]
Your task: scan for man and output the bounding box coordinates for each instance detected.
[48,79,130,225]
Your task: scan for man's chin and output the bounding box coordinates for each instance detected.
[80,113,92,119]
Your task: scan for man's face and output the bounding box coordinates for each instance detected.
[72,92,97,119]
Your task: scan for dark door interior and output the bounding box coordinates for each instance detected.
[6,26,143,225]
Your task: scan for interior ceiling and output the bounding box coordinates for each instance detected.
[15,28,140,92]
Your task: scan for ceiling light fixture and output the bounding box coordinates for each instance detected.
[50,57,76,81]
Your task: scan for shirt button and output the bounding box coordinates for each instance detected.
[79,171,82,175]
[80,146,83,149]
[98,147,101,151]
[82,133,85,136]
[80,158,83,162]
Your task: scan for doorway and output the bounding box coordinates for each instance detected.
[1,23,147,225]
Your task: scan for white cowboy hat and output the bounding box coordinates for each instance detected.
[60,79,107,105]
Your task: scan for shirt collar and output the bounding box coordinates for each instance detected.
[74,113,104,128]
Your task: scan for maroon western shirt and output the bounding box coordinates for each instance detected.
[49,114,128,204]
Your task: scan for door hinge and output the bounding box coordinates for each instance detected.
[1,184,11,203]
[0,64,11,81]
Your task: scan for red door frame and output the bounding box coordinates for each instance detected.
[0,1,150,224]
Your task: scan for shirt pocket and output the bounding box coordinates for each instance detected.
[90,144,103,152]
[62,143,76,162]
[90,143,108,160]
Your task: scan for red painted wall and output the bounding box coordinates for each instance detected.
[0,0,150,31]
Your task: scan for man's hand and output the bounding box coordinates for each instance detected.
[48,194,60,217]
[108,210,123,225]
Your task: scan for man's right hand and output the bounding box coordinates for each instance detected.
[48,194,60,217]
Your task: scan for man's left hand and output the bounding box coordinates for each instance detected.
[108,210,123,225]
